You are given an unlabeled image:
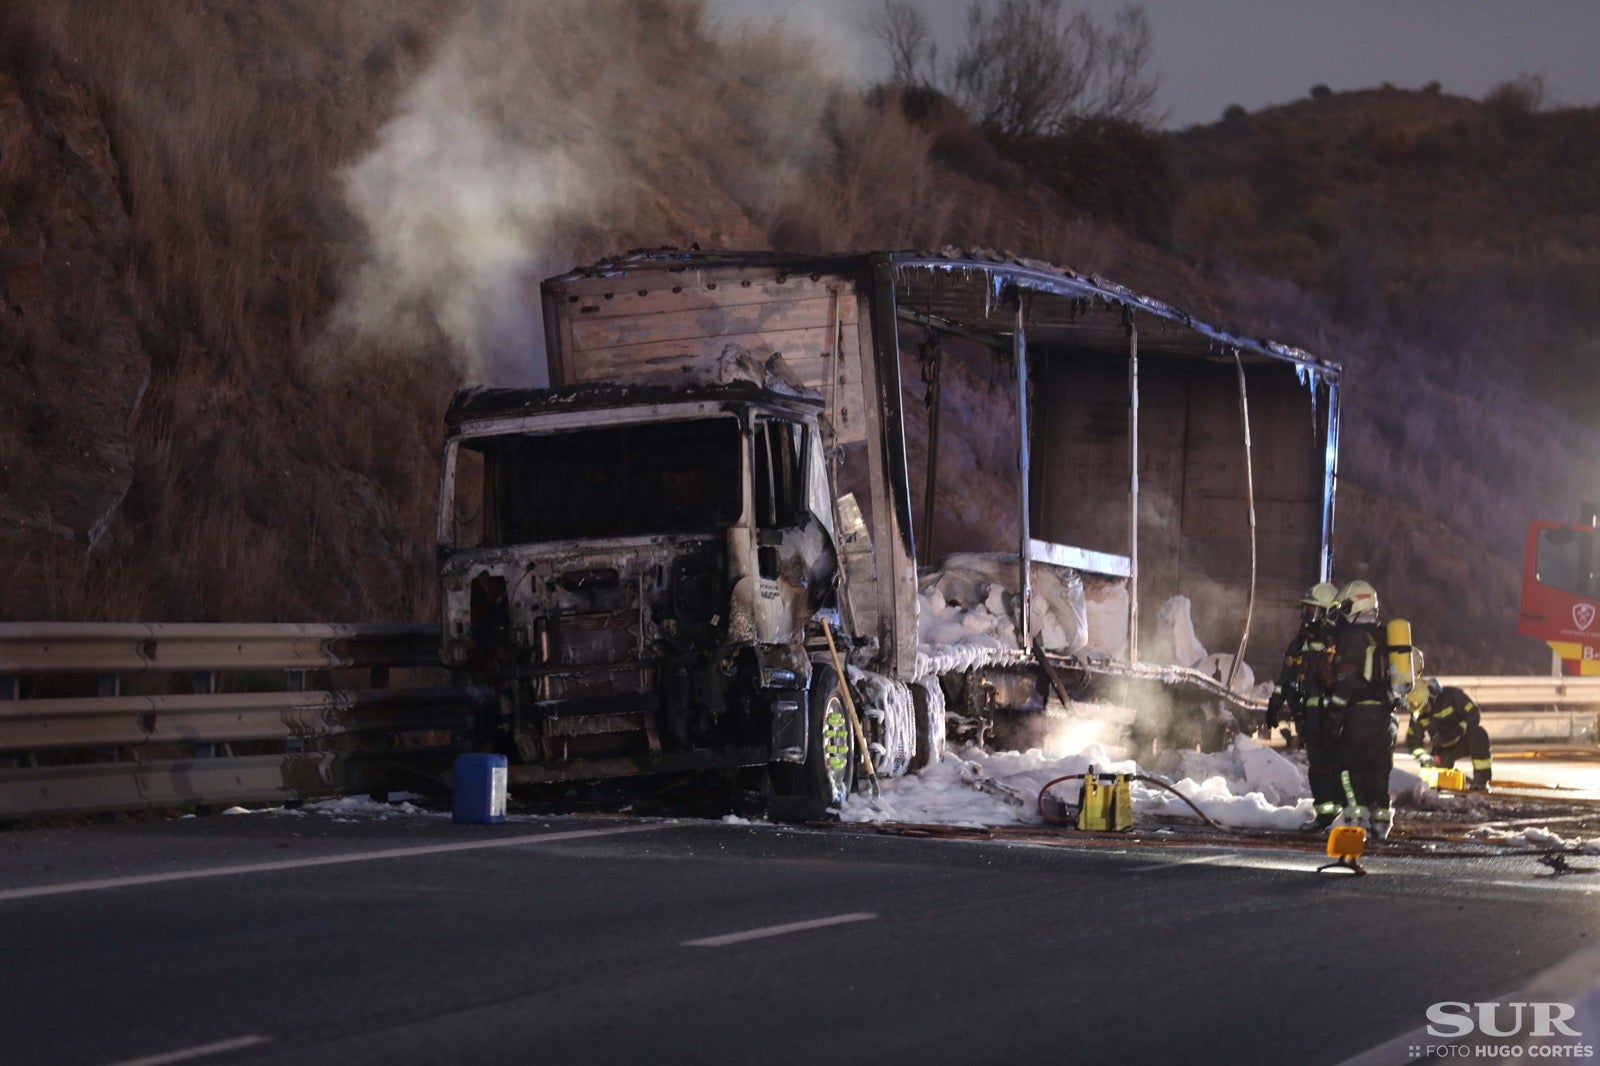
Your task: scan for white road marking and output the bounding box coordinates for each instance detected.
[1482,877,1600,895]
[1222,853,1337,874]
[684,912,877,947]
[0,823,676,903]
[105,1034,272,1066]
[1124,853,1238,873]
[1125,850,1373,876]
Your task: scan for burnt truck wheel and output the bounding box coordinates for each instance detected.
[769,664,855,822]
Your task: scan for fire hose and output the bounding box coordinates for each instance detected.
[1031,776,1595,870]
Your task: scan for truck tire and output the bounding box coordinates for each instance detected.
[769,664,856,822]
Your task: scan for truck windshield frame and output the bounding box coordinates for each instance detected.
[753,418,806,530]
[451,416,744,547]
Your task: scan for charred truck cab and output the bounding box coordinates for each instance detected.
[438,250,1341,815]
[439,379,854,814]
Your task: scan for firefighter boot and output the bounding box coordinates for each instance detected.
[1303,801,1340,833]
[1470,761,1492,791]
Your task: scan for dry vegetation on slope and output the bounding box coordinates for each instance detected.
[1,0,1594,674]
[0,0,461,621]
[1169,85,1600,672]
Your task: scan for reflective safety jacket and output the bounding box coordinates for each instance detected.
[1267,620,1337,722]
[1405,686,1481,754]
[1329,621,1392,711]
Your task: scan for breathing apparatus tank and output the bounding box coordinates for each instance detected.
[1386,618,1421,702]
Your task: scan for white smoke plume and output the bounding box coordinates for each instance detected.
[336,0,838,386]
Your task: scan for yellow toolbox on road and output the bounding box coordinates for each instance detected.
[1420,766,1466,790]
[1077,773,1133,831]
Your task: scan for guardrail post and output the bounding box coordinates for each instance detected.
[191,671,218,759]
[95,673,122,766]
[284,669,305,756]
[0,674,16,770]
[369,666,392,803]
[93,672,124,822]
[190,670,218,815]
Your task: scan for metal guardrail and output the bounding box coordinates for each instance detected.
[1429,676,1600,746]
[0,623,478,822]
[1066,661,1599,746]
[0,622,440,676]
[0,687,477,751]
[3,623,1593,821]
[1477,710,1598,745]
[0,750,462,819]
[1433,675,1600,709]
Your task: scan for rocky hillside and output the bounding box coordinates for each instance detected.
[1,1,1592,674]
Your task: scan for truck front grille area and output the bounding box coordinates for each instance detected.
[536,551,649,708]
[552,612,641,668]
[538,665,656,703]
[537,603,652,704]
[513,541,734,764]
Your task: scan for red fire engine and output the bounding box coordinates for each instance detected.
[1519,511,1600,675]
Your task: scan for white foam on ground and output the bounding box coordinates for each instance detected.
[1469,825,1600,852]
[843,731,1315,831]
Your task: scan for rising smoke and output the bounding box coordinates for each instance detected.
[335,0,838,386]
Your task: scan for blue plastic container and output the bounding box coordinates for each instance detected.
[453,753,508,824]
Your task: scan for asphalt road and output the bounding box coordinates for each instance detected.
[2,810,1598,1066]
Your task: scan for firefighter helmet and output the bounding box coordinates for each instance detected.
[1405,684,1430,712]
[1337,580,1379,620]
[1300,582,1340,609]
[1426,677,1442,698]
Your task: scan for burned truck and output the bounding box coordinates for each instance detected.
[436,250,1341,814]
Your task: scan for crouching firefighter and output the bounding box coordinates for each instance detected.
[1405,677,1492,790]
[1328,580,1398,838]
[1264,582,1342,830]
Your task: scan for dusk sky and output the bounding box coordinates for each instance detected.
[709,0,1600,128]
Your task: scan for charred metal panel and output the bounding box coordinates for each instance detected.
[1015,295,1033,643]
[896,328,1022,558]
[1031,351,1325,675]
[444,384,819,430]
[440,534,727,677]
[751,517,834,643]
[1176,362,1321,670]
[542,269,869,446]
[858,258,919,679]
[835,492,879,640]
[1031,353,1132,558]
[1320,375,1341,582]
[887,252,1336,375]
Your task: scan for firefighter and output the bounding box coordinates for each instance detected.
[1404,677,1493,790]
[1328,580,1398,838]
[1264,581,1342,830]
